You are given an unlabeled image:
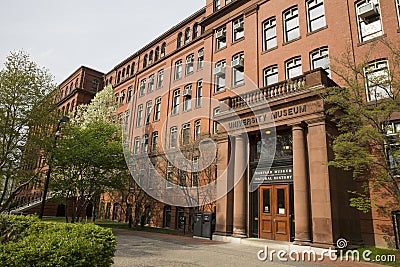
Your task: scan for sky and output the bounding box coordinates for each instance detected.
[0,0,205,84]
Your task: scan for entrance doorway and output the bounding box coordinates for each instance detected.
[259,184,290,241]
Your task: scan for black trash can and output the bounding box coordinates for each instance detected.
[392,211,400,249]
[201,212,216,239]
[193,213,203,237]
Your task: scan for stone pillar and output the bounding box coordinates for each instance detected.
[232,134,247,237]
[307,117,334,246]
[292,123,311,244]
[214,136,233,236]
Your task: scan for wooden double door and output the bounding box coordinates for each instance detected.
[259,184,290,241]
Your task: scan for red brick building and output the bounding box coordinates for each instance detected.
[20,0,400,249]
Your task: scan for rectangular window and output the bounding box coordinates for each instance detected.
[183,84,192,112]
[213,107,220,134]
[232,52,245,87]
[216,27,227,50]
[264,65,278,86]
[136,104,143,128]
[263,17,277,51]
[172,89,180,115]
[285,57,302,79]
[127,86,132,102]
[181,123,190,145]
[192,157,199,187]
[307,0,326,32]
[364,59,392,102]
[134,137,140,154]
[157,70,164,88]
[145,101,152,125]
[139,79,146,97]
[310,47,330,76]
[175,60,182,80]
[151,131,159,152]
[120,91,125,105]
[214,0,220,12]
[154,97,161,121]
[148,74,154,93]
[142,134,149,153]
[232,17,244,42]
[170,126,178,148]
[114,93,118,104]
[283,6,300,43]
[166,163,173,188]
[214,60,226,93]
[196,80,203,108]
[124,110,129,131]
[356,0,383,42]
[194,120,201,140]
[198,49,204,70]
[385,121,400,172]
[186,54,194,75]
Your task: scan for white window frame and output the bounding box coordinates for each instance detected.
[285,56,302,79]
[213,107,221,134]
[148,74,154,93]
[172,89,180,115]
[283,6,300,43]
[154,97,161,121]
[263,17,277,51]
[198,49,204,70]
[175,60,183,80]
[183,84,192,112]
[310,47,330,76]
[194,120,201,140]
[364,59,392,102]
[232,52,245,87]
[196,80,203,108]
[186,54,195,75]
[157,70,164,88]
[306,0,326,33]
[216,26,227,50]
[151,131,159,152]
[214,60,226,93]
[181,123,191,145]
[263,65,278,87]
[170,126,178,148]
[142,134,149,153]
[136,104,143,128]
[139,79,146,97]
[145,100,152,125]
[355,0,383,43]
[232,17,244,42]
[134,137,140,155]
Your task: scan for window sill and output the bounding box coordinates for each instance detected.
[261,46,278,55]
[282,37,301,46]
[232,83,245,89]
[213,89,226,96]
[357,33,387,47]
[306,25,328,36]
[215,46,227,53]
[232,37,245,45]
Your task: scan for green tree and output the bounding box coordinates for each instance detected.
[0,51,57,212]
[51,85,126,222]
[324,39,400,214]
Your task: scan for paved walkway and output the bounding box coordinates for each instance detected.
[112,229,391,267]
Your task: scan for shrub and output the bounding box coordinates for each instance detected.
[0,215,116,267]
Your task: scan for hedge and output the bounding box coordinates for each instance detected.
[0,214,116,267]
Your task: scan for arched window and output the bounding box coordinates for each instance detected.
[149,51,154,64]
[155,47,160,61]
[131,63,135,75]
[177,32,183,48]
[126,65,130,77]
[109,76,113,85]
[161,43,166,57]
[185,27,191,44]
[75,78,79,88]
[117,71,121,83]
[143,54,148,68]
[193,23,199,39]
[122,68,125,79]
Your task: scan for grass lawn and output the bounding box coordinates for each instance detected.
[356,247,399,266]
[41,217,189,236]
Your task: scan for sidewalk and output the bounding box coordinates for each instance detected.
[112,229,393,267]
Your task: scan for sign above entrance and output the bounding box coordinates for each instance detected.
[252,166,293,184]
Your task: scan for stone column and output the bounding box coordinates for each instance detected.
[232,134,247,237]
[307,117,334,246]
[214,136,233,236]
[292,123,311,244]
